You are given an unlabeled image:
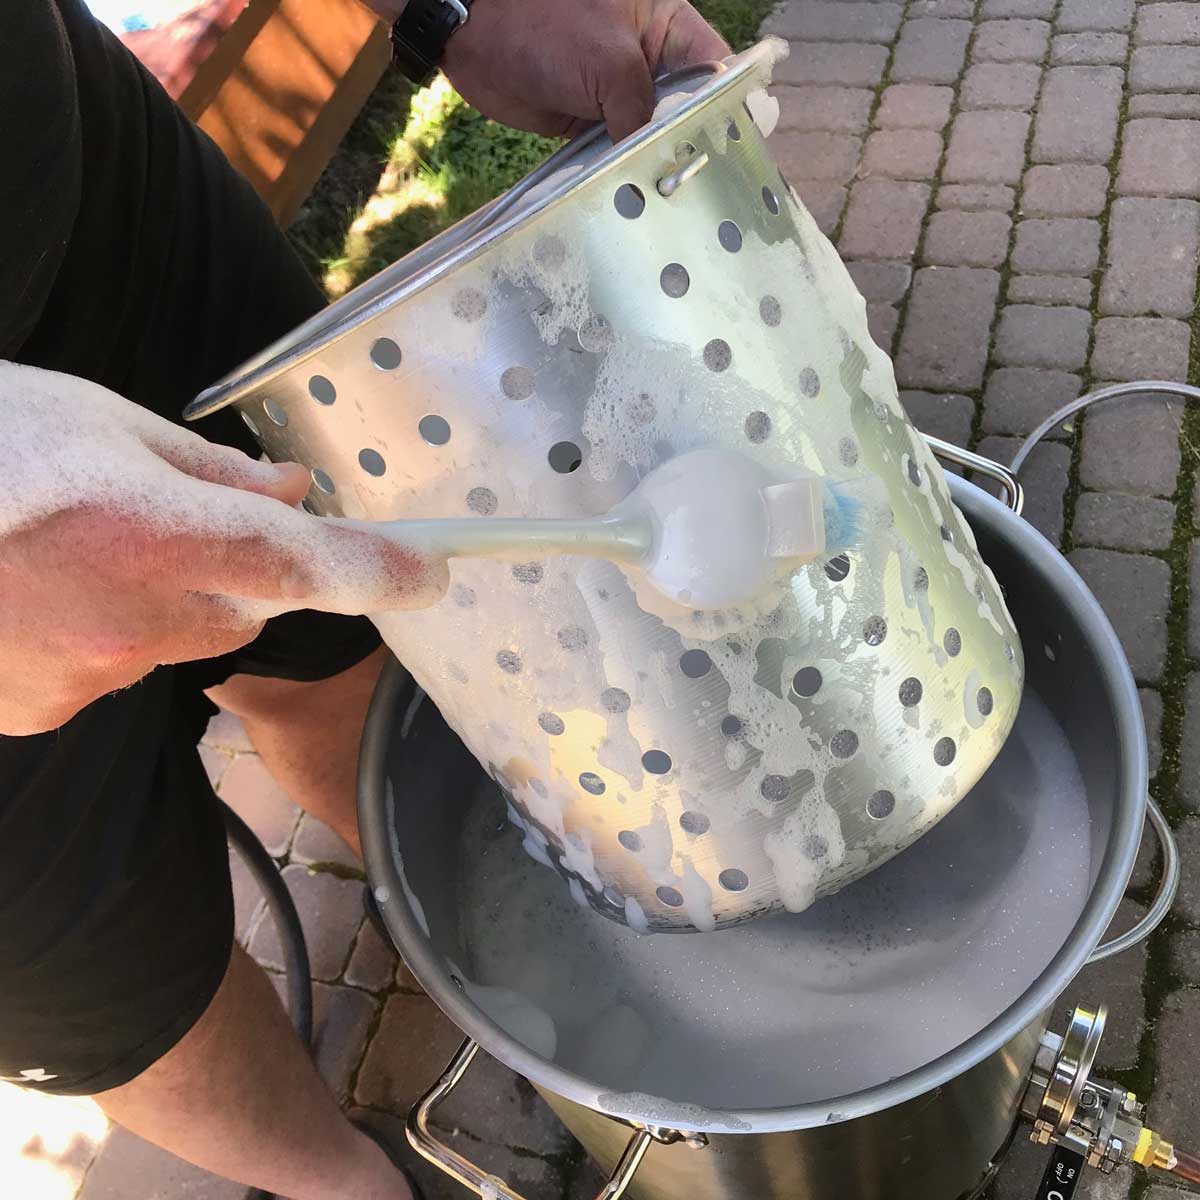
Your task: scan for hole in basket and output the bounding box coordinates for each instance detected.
[629,394,656,424]
[358,448,386,477]
[704,339,732,372]
[451,288,487,322]
[762,186,780,215]
[549,441,583,473]
[512,563,544,584]
[642,750,672,775]
[501,366,535,400]
[602,687,631,713]
[799,367,821,398]
[657,886,684,908]
[727,119,741,141]
[977,686,994,717]
[311,468,335,496]
[824,554,851,582]
[467,487,497,515]
[944,627,962,657]
[370,337,402,370]
[907,458,923,488]
[760,295,782,326]
[719,868,749,892]
[496,650,522,674]
[867,790,896,820]
[418,414,451,446]
[721,715,743,737]
[863,616,888,646]
[579,314,614,353]
[580,772,606,795]
[618,830,642,852]
[934,737,957,767]
[558,626,588,651]
[792,667,822,697]
[308,375,336,405]
[744,410,771,443]
[263,398,288,427]
[680,811,710,835]
[240,412,263,441]
[660,263,690,298]
[804,835,828,860]
[899,677,923,707]
[538,712,565,735]
[679,649,712,678]
[718,220,743,252]
[760,774,789,802]
[830,730,859,759]
[614,184,646,218]
[839,437,859,467]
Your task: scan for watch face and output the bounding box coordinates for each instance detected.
[391,0,469,84]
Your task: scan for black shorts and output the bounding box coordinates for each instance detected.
[0,1,380,1094]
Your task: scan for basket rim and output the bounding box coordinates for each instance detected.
[184,41,782,423]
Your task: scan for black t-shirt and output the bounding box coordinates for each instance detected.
[0,2,379,1094]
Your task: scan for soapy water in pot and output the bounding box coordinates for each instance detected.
[441,687,1089,1108]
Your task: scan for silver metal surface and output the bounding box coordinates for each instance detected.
[656,145,710,197]
[535,1025,1040,1200]
[358,476,1146,1198]
[1036,1003,1106,1144]
[1021,1005,1176,1177]
[1012,381,1200,476]
[406,1038,667,1199]
[925,435,1025,516]
[1087,798,1178,963]
[194,40,1025,932]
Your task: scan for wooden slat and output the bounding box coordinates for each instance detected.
[183,0,391,226]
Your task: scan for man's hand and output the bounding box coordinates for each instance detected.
[372,0,730,142]
[0,363,441,736]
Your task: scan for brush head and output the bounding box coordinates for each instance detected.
[619,447,849,611]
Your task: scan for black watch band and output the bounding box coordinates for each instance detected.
[390,0,472,87]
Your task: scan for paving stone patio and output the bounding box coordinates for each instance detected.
[6,0,1200,1197]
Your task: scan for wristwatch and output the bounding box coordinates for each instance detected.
[390,0,472,87]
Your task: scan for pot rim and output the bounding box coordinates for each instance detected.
[357,476,1146,1133]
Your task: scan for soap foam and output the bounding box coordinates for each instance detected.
[450,687,1091,1109]
[2,362,445,623]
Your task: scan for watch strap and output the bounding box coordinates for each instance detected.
[390,0,471,87]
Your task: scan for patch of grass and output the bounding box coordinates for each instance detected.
[696,0,779,51]
[287,0,778,294]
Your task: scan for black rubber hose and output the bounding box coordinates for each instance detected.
[224,802,314,1200]
[222,801,314,1046]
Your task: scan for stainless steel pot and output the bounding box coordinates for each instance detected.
[358,473,1171,1200]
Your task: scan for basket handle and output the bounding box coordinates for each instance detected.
[407,1038,696,1199]
[1087,797,1178,963]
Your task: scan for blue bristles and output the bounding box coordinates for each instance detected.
[823,484,865,554]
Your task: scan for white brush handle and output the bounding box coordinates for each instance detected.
[369,511,653,565]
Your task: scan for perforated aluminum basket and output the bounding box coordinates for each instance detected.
[187,40,1025,931]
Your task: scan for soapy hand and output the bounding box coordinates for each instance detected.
[0,362,441,736]
[372,0,730,142]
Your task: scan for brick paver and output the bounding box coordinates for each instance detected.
[923,209,1013,266]
[1022,163,1111,216]
[1032,67,1124,164]
[11,2,1200,1197]
[759,3,1195,1195]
